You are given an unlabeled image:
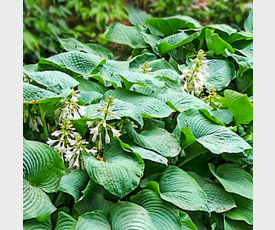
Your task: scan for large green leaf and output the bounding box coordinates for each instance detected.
[209,163,253,199]
[23,82,58,102]
[103,88,173,118]
[104,23,148,49]
[188,172,236,213]
[131,189,197,230]
[118,70,164,90]
[212,109,234,125]
[225,195,253,225]
[175,109,251,154]
[225,48,253,70]
[77,78,108,104]
[244,10,253,33]
[98,59,129,88]
[146,16,201,36]
[154,91,211,112]
[205,29,235,55]
[23,67,79,94]
[130,145,168,165]
[206,24,237,35]
[157,31,200,55]
[58,38,114,59]
[54,211,77,230]
[83,139,144,198]
[85,98,144,127]
[128,4,150,26]
[224,90,253,126]
[75,211,111,230]
[39,51,106,76]
[23,138,65,220]
[74,183,114,215]
[126,122,181,157]
[58,170,89,201]
[206,59,234,91]
[110,202,157,230]
[147,166,208,212]
[23,218,52,230]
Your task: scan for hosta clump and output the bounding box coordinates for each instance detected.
[23,7,253,230]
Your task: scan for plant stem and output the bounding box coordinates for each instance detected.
[39,104,49,142]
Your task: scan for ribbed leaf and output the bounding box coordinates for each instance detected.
[23,67,79,94]
[75,211,111,230]
[118,70,164,91]
[131,189,197,230]
[175,109,251,154]
[23,180,56,221]
[225,195,253,225]
[146,16,201,36]
[149,166,208,212]
[23,139,64,220]
[85,98,144,127]
[224,90,253,126]
[104,88,173,118]
[74,183,114,215]
[54,211,77,230]
[83,139,144,198]
[130,145,168,165]
[23,218,52,230]
[206,24,237,35]
[39,51,106,76]
[206,59,233,91]
[188,172,236,213]
[155,92,211,112]
[110,202,157,230]
[209,163,253,199]
[126,122,181,157]
[58,170,89,201]
[58,38,114,59]
[104,23,148,49]
[23,83,58,102]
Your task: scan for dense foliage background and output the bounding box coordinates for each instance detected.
[23,0,253,64]
[23,1,253,230]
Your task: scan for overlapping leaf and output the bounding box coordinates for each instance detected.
[23,138,65,220]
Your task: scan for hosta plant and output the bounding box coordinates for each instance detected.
[23,7,253,229]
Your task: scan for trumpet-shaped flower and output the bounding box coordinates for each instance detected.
[179,49,209,97]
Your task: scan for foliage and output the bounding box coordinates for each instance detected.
[23,0,127,64]
[23,8,253,229]
[147,0,253,27]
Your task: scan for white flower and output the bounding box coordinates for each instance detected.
[47,138,58,147]
[105,129,110,144]
[110,127,122,138]
[179,49,209,97]
[139,61,152,73]
[78,106,86,117]
[98,133,103,150]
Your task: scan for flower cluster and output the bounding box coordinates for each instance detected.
[47,89,95,170]
[58,89,86,121]
[179,49,209,97]
[87,96,122,151]
[202,86,222,108]
[139,61,152,74]
[23,104,43,132]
